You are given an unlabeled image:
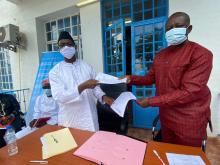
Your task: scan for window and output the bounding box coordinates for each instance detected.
[45,14,83,59]
[0,47,13,90]
[102,0,168,27]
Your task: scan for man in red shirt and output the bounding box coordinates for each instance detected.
[126,12,213,147]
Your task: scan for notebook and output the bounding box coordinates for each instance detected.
[74,131,146,165]
[41,128,77,159]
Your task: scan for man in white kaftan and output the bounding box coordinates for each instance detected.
[49,31,113,132]
[30,79,59,127]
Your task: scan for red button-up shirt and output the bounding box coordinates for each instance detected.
[130,41,213,139]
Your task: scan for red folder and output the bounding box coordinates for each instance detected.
[33,117,51,127]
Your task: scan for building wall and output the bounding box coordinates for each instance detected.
[80,1,104,72]
[169,0,220,135]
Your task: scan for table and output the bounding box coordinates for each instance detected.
[0,125,210,165]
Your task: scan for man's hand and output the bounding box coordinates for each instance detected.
[102,95,114,106]
[136,98,149,108]
[119,75,131,84]
[78,79,99,93]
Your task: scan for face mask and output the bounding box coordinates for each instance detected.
[44,89,52,97]
[165,27,188,45]
[60,46,76,59]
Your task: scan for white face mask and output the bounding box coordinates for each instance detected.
[60,46,76,59]
[165,27,188,45]
[44,89,52,97]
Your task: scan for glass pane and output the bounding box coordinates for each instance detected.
[52,30,57,40]
[46,23,51,32]
[117,64,122,72]
[133,1,142,13]
[136,89,144,97]
[72,26,78,36]
[72,16,78,25]
[105,10,112,19]
[155,0,166,7]
[155,41,163,52]
[53,43,59,51]
[135,35,143,45]
[144,10,153,19]
[145,62,153,71]
[51,21,56,31]
[144,53,153,62]
[155,31,163,41]
[145,89,153,97]
[135,26,143,35]
[135,55,143,71]
[122,0,131,5]
[47,44,52,51]
[136,45,143,54]
[122,5,130,15]
[47,32,51,41]
[155,7,166,17]
[64,17,70,27]
[114,7,120,17]
[145,43,153,52]
[58,19,64,29]
[134,12,142,22]
[144,24,154,33]
[144,33,153,43]
[144,0,153,10]
[104,1,112,10]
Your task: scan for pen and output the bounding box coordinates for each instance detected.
[153,150,166,165]
[29,160,48,164]
[32,118,39,128]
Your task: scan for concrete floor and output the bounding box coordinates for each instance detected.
[127,127,220,165]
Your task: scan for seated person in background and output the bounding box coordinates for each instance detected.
[29,79,59,128]
[0,93,26,148]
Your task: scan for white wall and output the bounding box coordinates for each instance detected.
[80,1,104,72]
[169,0,220,135]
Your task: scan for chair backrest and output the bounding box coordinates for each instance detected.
[99,83,127,99]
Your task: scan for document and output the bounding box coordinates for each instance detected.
[166,153,205,165]
[111,92,136,117]
[15,126,38,139]
[41,128,77,159]
[74,131,146,165]
[95,73,127,84]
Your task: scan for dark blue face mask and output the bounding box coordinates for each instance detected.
[44,89,52,97]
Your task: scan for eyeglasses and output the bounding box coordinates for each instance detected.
[58,43,74,48]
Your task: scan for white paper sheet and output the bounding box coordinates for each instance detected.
[166,153,205,165]
[111,92,136,117]
[15,126,38,139]
[95,73,127,84]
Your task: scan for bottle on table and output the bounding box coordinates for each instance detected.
[4,125,18,156]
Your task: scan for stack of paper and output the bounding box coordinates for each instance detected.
[111,92,136,117]
[166,153,206,165]
[41,128,77,159]
[15,126,38,139]
[95,73,127,84]
[74,131,146,165]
